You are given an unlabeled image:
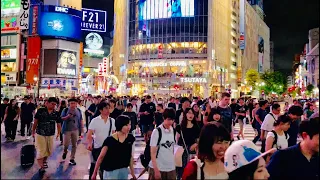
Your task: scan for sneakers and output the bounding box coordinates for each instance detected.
[69,159,76,165]
[62,152,67,160]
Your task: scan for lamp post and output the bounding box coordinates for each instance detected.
[33,76,38,98]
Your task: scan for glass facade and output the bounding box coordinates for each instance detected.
[128,0,208,60]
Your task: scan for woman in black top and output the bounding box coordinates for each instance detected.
[3,99,20,142]
[175,108,201,180]
[109,99,123,120]
[92,115,136,180]
[192,104,203,129]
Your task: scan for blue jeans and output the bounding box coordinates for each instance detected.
[103,168,128,179]
[252,121,261,144]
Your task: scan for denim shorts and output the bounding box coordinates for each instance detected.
[103,168,129,179]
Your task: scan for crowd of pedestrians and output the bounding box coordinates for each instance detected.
[0,94,319,179]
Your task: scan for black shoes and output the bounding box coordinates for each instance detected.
[62,152,67,160]
[69,159,76,165]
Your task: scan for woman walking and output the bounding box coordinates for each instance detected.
[3,99,20,142]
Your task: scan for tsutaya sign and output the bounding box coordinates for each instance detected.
[142,61,186,67]
[180,78,207,83]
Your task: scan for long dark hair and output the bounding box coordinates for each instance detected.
[198,122,231,162]
[7,99,19,113]
[228,159,259,180]
[180,108,197,129]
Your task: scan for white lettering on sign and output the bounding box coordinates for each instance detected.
[180,78,207,83]
[55,6,68,13]
[57,68,76,76]
[142,61,187,67]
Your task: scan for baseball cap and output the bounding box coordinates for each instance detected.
[224,140,275,173]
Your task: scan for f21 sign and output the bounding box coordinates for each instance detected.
[81,8,107,33]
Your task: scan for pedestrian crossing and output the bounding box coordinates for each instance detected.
[83,123,283,179]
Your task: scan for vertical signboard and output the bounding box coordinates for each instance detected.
[258,36,264,73]
[98,63,103,76]
[29,5,39,35]
[26,36,41,84]
[239,0,246,50]
[102,57,109,75]
[19,0,30,29]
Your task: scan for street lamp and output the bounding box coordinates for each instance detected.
[33,76,39,98]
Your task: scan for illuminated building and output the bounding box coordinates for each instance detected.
[239,0,270,95]
[1,1,22,97]
[114,0,240,97]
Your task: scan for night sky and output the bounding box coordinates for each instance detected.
[264,0,319,74]
[84,0,319,75]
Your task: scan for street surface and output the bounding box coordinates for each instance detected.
[1,123,301,179]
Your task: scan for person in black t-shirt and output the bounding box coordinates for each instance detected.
[122,103,137,133]
[235,98,248,140]
[1,98,9,123]
[92,115,136,180]
[154,104,164,127]
[230,98,238,125]
[109,99,123,120]
[175,108,200,180]
[138,95,156,137]
[20,96,36,139]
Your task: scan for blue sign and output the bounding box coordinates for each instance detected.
[81,8,107,33]
[42,5,82,17]
[38,12,82,41]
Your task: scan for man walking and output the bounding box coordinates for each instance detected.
[61,98,84,165]
[149,108,176,180]
[32,97,61,175]
[20,95,36,139]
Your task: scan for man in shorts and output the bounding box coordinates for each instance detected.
[32,97,61,175]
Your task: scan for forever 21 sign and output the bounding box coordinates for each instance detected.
[81,8,107,33]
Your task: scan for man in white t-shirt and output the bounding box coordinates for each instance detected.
[149,108,176,180]
[86,102,116,180]
[260,104,281,152]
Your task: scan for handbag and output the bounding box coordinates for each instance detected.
[174,144,184,167]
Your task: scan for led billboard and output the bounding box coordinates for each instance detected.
[1,0,21,15]
[139,0,194,20]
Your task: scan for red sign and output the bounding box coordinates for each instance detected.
[32,6,39,35]
[26,36,41,84]
[102,57,108,74]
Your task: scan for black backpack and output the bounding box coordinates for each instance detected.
[271,130,288,149]
[156,126,176,158]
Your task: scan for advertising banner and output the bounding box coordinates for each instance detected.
[26,36,41,84]
[57,50,77,76]
[239,0,246,50]
[19,0,30,30]
[1,17,19,31]
[139,0,195,20]
[38,12,82,41]
[81,8,107,33]
[29,5,39,35]
[41,78,77,89]
[1,0,20,16]
[258,36,264,73]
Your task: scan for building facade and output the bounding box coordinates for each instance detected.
[122,0,241,97]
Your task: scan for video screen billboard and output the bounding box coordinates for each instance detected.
[139,0,194,20]
[57,50,77,76]
[258,36,264,73]
[38,12,82,41]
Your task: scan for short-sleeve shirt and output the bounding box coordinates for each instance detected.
[89,116,116,148]
[20,102,36,121]
[235,105,248,120]
[256,108,268,123]
[139,102,156,125]
[266,131,289,150]
[101,134,135,171]
[148,125,176,172]
[35,107,61,136]
[261,113,278,132]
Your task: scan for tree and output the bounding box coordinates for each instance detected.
[306,84,315,96]
[260,71,286,95]
[245,69,260,90]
